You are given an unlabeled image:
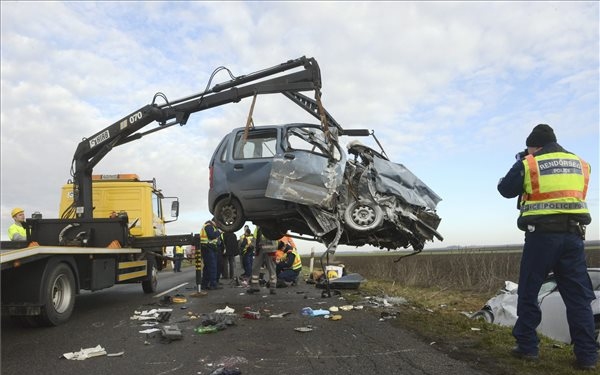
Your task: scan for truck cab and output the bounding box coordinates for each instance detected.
[59,174,179,238]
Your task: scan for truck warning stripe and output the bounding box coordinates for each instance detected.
[1,246,142,264]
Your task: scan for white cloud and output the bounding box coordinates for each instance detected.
[1,1,598,246]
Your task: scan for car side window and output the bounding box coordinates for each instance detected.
[219,139,229,162]
[233,129,277,160]
[285,126,341,161]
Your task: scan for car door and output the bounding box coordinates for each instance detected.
[225,127,285,214]
[265,124,345,210]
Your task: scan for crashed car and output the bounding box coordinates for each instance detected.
[208,123,442,251]
[470,268,600,344]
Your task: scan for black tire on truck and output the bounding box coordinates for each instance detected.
[142,255,158,293]
[39,262,76,326]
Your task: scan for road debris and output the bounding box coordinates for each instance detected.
[269,312,291,318]
[294,326,314,333]
[160,324,183,341]
[215,306,235,314]
[62,345,107,360]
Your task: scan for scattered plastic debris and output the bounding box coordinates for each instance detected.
[269,312,291,318]
[161,325,183,341]
[300,307,330,317]
[242,311,261,320]
[195,326,218,334]
[139,328,161,334]
[329,314,342,321]
[215,306,235,314]
[294,326,314,333]
[130,308,173,321]
[172,294,187,303]
[106,351,125,357]
[62,345,107,360]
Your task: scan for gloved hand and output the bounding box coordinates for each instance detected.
[515,148,528,161]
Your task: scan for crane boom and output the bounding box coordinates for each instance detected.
[70,56,338,218]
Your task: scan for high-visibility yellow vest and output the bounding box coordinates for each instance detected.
[175,245,184,254]
[200,222,219,245]
[8,224,26,241]
[520,152,590,217]
[290,249,302,271]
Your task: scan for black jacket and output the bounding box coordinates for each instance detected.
[222,231,240,256]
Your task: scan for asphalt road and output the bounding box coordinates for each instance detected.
[1,266,492,375]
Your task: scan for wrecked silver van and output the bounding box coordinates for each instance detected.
[208,123,443,251]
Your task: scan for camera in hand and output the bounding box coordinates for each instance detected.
[515,148,528,161]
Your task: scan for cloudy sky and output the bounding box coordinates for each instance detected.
[1,2,598,252]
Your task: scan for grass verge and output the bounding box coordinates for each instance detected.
[356,280,593,375]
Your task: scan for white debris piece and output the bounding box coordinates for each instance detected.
[130,308,172,320]
[62,345,107,360]
[139,328,161,334]
[214,306,235,314]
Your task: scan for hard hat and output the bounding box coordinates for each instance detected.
[11,207,24,217]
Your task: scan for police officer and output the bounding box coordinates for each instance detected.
[498,124,597,370]
[8,208,26,241]
[200,218,222,290]
[173,245,184,272]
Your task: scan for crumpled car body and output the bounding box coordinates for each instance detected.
[208,123,442,251]
[471,268,600,344]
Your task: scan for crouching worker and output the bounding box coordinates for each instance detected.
[276,240,302,287]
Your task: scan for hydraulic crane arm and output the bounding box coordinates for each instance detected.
[69,56,339,219]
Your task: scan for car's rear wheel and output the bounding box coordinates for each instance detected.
[344,200,383,232]
[214,197,244,232]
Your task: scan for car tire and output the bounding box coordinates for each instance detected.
[39,262,76,326]
[214,197,245,232]
[344,200,384,232]
[470,309,494,323]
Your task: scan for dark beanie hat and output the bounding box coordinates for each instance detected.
[526,124,557,147]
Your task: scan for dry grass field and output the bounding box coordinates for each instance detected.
[333,245,600,294]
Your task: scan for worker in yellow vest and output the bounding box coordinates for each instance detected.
[8,207,26,241]
[173,245,184,272]
[200,218,222,290]
[276,239,302,287]
[498,124,596,370]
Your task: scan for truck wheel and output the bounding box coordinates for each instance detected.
[214,197,244,232]
[142,256,158,293]
[39,263,76,326]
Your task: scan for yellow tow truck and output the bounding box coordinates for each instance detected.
[0,55,328,326]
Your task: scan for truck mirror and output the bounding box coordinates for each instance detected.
[171,201,179,217]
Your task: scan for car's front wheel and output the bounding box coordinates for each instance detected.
[214,197,244,232]
[344,200,383,232]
